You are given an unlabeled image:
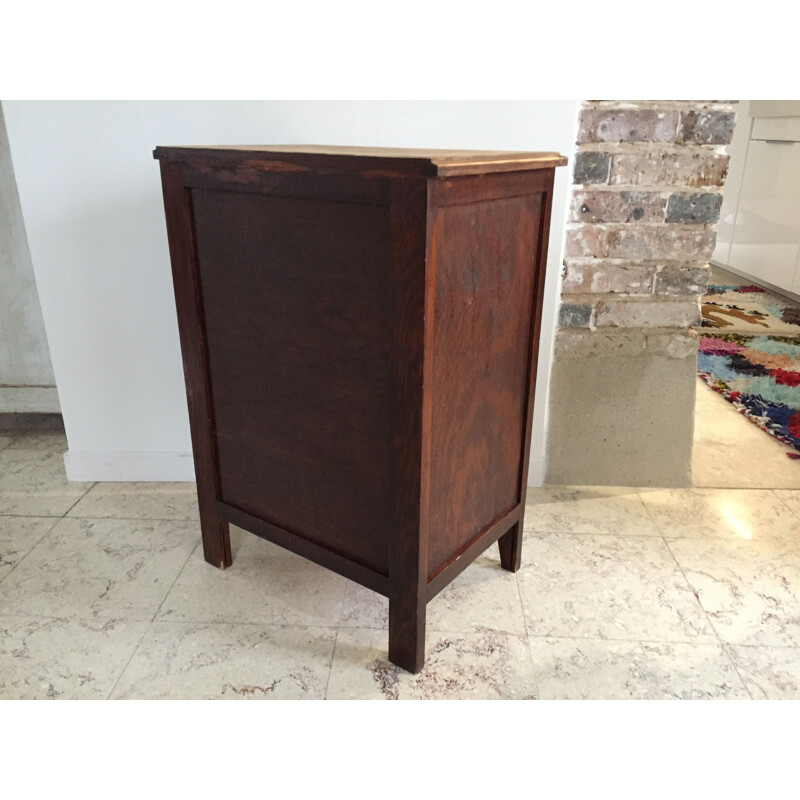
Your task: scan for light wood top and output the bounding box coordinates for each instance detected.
[153,144,567,177]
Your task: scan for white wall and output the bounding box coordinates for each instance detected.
[2,100,577,483]
[0,104,58,412]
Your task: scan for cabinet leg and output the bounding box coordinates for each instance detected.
[388,592,426,674]
[200,512,232,571]
[498,521,523,572]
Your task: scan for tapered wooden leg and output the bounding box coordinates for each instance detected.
[200,512,232,570]
[498,521,523,572]
[388,591,427,674]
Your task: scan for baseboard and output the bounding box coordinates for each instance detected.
[710,260,800,305]
[63,450,196,482]
[67,448,543,486]
[527,455,546,488]
[0,386,60,413]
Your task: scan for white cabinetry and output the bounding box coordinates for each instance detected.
[726,112,800,295]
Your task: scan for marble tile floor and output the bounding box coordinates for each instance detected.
[692,380,800,489]
[4,414,800,699]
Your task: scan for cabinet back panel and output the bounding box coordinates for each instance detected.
[192,188,395,574]
[427,193,542,577]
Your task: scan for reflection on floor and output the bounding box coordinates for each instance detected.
[4,413,800,699]
[693,380,800,488]
[693,265,800,489]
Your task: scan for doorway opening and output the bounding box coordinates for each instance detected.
[692,100,800,489]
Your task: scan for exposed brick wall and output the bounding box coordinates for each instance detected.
[556,100,736,358]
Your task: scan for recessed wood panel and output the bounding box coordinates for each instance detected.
[427,193,542,578]
[192,188,395,574]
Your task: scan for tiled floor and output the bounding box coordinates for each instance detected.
[692,380,800,488]
[3,413,800,699]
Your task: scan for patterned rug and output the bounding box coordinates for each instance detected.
[702,284,800,335]
[699,284,800,455]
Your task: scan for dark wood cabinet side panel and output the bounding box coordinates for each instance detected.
[428,169,552,207]
[426,192,543,579]
[517,185,555,496]
[158,162,231,568]
[182,163,391,206]
[218,500,390,595]
[191,187,397,575]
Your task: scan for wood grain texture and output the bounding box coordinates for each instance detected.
[498,171,556,572]
[158,161,231,570]
[387,178,429,673]
[428,168,553,205]
[425,190,543,578]
[154,145,567,177]
[427,505,523,600]
[182,162,390,205]
[516,172,556,497]
[218,500,390,595]
[497,522,523,572]
[192,187,396,575]
[155,146,565,672]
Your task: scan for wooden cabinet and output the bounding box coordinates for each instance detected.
[154,145,566,672]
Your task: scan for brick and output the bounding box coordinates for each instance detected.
[561,262,655,294]
[654,266,710,295]
[646,332,699,358]
[577,109,679,143]
[564,226,607,258]
[595,299,701,328]
[666,193,722,223]
[555,328,699,359]
[570,191,665,223]
[554,329,646,358]
[609,151,730,187]
[559,102,731,345]
[573,151,611,184]
[584,100,736,111]
[677,111,735,145]
[558,303,593,328]
[605,227,717,261]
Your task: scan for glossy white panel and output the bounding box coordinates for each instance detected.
[713,102,751,267]
[749,101,800,118]
[751,116,800,142]
[728,140,800,290]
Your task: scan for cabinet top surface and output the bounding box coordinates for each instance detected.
[153,144,568,177]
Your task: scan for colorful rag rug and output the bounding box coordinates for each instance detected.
[699,284,800,455]
[702,283,800,335]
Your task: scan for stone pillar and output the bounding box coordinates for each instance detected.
[546,100,735,487]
